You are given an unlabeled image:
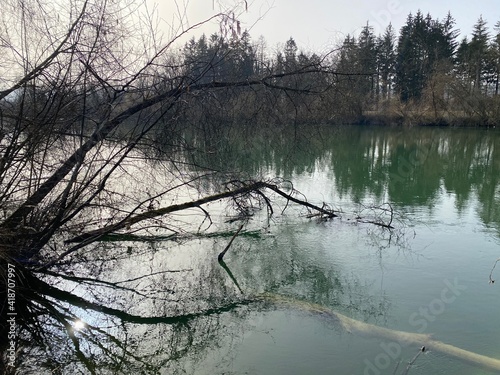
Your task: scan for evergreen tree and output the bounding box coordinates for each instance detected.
[396,13,421,101]
[377,23,396,100]
[357,22,378,101]
[395,11,458,101]
[284,37,298,71]
[489,21,500,95]
[456,37,473,89]
[441,12,459,62]
[230,30,256,78]
[335,34,365,116]
[469,16,490,91]
[337,34,358,73]
[183,35,210,83]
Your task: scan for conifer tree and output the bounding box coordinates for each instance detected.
[469,16,490,92]
[377,24,396,100]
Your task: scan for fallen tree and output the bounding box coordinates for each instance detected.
[63,180,338,244]
[260,293,500,373]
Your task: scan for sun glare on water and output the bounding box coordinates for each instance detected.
[73,320,86,331]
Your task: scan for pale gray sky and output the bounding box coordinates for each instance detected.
[159,1,500,51]
[245,0,500,50]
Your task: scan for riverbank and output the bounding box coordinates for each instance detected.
[332,112,499,128]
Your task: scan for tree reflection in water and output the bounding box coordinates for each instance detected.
[2,218,392,374]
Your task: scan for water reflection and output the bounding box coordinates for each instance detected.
[9,223,390,374]
[182,125,500,234]
[7,125,500,374]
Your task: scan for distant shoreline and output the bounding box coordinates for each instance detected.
[326,113,500,128]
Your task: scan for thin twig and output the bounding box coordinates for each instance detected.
[392,360,401,374]
[218,224,244,261]
[401,346,426,375]
[489,258,500,284]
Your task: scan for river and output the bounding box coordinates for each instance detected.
[161,125,500,374]
[30,125,500,375]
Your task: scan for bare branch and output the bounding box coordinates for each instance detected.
[0,0,90,101]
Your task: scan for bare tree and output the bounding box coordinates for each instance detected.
[0,1,357,373]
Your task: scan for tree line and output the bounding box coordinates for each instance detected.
[5,9,500,129]
[178,11,500,126]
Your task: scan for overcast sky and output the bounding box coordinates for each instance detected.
[161,0,500,52]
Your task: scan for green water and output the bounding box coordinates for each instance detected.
[162,126,500,374]
[54,126,500,374]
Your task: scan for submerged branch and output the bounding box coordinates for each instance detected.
[489,258,500,284]
[218,259,244,294]
[261,293,500,373]
[64,181,269,244]
[263,182,338,219]
[218,224,244,262]
[40,180,396,270]
[356,202,395,229]
[401,346,426,375]
[23,178,400,274]
[64,180,338,246]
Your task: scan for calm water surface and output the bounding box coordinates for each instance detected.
[65,126,500,374]
[166,126,500,375]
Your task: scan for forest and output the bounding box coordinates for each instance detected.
[179,11,500,126]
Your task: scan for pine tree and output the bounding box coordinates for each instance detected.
[230,30,256,79]
[469,16,490,92]
[395,11,458,101]
[456,37,473,90]
[396,13,420,101]
[489,21,500,95]
[377,24,396,100]
[284,37,298,71]
[357,22,378,101]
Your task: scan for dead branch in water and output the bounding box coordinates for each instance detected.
[218,224,244,262]
[355,202,395,229]
[218,259,244,294]
[50,179,399,272]
[261,293,500,373]
[64,180,338,245]
[489,258,500,284]
[401,346,426,374]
